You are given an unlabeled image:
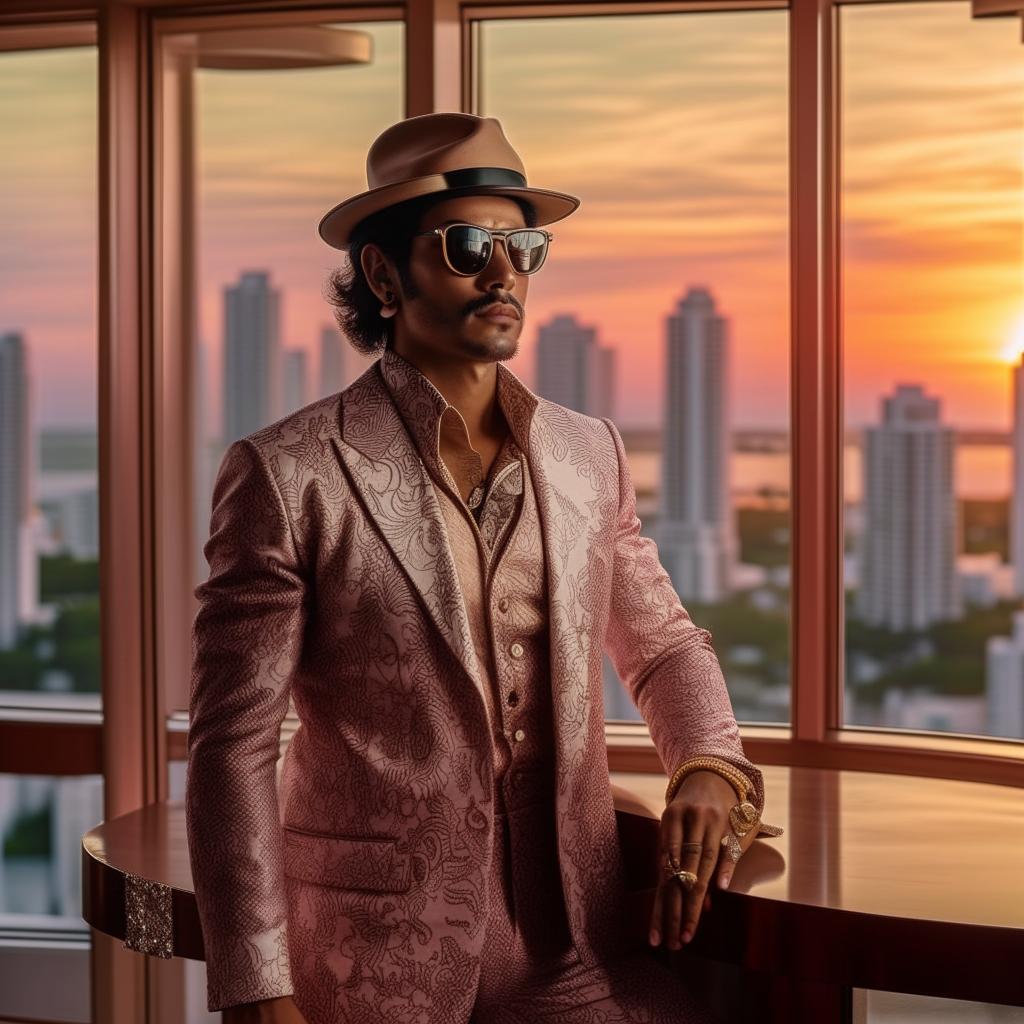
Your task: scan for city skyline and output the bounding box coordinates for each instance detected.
[11,261,1024,435]
[6,13,1024,1020]
[7,284,1024,738]
[4,5,1024,432]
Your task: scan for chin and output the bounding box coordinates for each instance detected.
[460,330,520,362]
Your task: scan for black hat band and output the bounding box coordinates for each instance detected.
[439,167,527,189]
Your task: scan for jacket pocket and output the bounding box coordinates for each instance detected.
[281,825,412,893]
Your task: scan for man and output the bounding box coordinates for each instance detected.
[186,112,778,1024]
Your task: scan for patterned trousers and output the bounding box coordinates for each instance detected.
[469,769,723,1024]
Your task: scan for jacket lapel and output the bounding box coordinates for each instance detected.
[527,411,604,771]
[331,360,601,774]
[332,365,486,705]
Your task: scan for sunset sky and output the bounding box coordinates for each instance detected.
[3,1,1023,432]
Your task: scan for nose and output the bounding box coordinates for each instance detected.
[481,235,518,293]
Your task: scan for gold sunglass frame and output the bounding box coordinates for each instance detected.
[413,222,554,277]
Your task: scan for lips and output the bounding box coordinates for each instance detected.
[477,303,520,320]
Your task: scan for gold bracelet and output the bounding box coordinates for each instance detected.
[665,755,753,807]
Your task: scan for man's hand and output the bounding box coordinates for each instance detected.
[223,995,309,1023]
[648,770,758,950]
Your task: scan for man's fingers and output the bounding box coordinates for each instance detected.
[649,812,681,944]
[717,813,763,888]
[661,833,689,950]
[654,802,762,947]
[679,829,720,944]
[649,874,663,944]
[664,812,705,949]
[661,866,685,949]
[715,845,731,889]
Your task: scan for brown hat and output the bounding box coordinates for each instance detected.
[317,112,581,249]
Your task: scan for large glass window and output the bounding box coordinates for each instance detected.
[0,44,100,710]
[840,1,1024,739]
[160,17,404,714]
[158,19,405,1014]
[0,37,99,1023]
[0,771,101,1020]
[477,10,791,724]
[0,773,102,921]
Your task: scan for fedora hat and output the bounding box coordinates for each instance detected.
[317,112,581,249]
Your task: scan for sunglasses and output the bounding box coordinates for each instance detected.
[413,222,553,277]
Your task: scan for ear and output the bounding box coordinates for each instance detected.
[359,243,392,302]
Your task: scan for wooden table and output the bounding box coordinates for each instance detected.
[82,765,1024,1021]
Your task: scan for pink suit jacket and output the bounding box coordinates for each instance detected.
[186,354,765,1017]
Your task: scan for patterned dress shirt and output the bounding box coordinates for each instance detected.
[378,344,555,815]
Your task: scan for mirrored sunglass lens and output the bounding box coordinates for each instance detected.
[507,230,548,273]
[446,226,492,273]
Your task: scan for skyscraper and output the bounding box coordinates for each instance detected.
[222,271,281,444]
[656,287,736,603]
[856,383,961,630]
[1011,353,1024,596]
[319,325,346,397]
[0,332,33,650]
[193,342,219,584]
[985,609,1024,740]
[282,348,308,415]
[535,313,614,419]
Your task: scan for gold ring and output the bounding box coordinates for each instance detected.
[720,830,743,863]
[672,869,698,889]
[680,842,703,855]
[729,801,760,838]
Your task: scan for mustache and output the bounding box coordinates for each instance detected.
[468,295,523,317]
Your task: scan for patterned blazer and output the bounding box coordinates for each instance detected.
[185,353,764,1015]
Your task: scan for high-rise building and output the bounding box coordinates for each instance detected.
[222,270,281,444]
[319,325,346,397]
[1011,353,1024,596]
[283,348,308,415]
[856,383,961,630]
[656,287,736,603]
[0,332,34,650]
[51,490,98,560]
[535,313,614,419]
[985,609,1024,739]
[192,342,219,584]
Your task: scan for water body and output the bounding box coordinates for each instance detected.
[627,444,1011,504]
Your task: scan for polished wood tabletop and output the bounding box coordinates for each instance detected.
[613,765,1024,1012]
[615,764,1024,930]
[82,765,1024,1014]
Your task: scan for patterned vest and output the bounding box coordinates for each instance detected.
[378,345,554,814]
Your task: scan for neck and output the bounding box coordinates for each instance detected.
[391,341,507,440]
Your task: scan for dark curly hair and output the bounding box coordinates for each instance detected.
[323,191,538,356]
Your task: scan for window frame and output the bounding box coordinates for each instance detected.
[0,0,1020,800]
[2,0,1023,1018]
[456,0,1024,788]
[2,0,1015,782]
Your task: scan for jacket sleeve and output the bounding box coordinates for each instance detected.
[185,437,307,1011]
[600,416,765,814]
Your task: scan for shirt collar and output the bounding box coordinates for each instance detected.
[377,344,538,476]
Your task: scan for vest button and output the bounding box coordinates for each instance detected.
[507,690,519,706]
[498,597,510,612]
[514,728,526,742]
[510,641,524,658]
